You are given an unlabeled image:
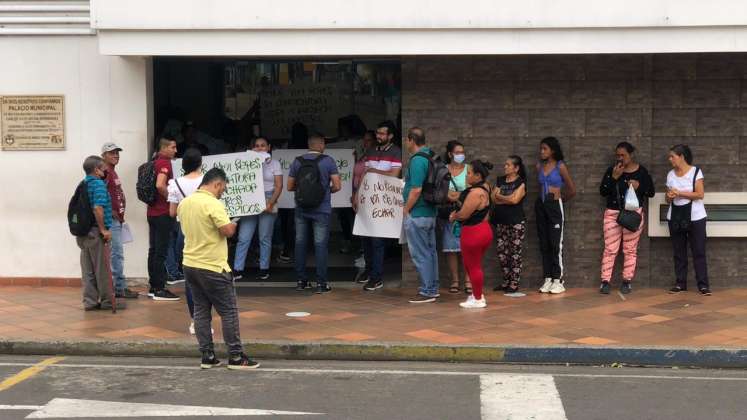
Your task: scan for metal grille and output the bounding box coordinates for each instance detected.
[0,0,92,35]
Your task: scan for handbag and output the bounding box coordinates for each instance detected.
[615,183,642,232]
[669,167,700,234]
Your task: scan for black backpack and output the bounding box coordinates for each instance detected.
[68,181,94,236]
[412,151,452,206]
[294,154,326,209]
[136,160,157,204]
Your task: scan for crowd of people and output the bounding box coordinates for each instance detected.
[71,122,711,368]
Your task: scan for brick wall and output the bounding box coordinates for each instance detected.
[400,53,747,289]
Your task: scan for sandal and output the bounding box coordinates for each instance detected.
[464,283,473,294]
[505,280,520,294]
[448,282,460,294]
[494,281,509,292]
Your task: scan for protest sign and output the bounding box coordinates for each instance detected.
[171,151,265,217]
[353,173,405,239]
[273,149,354,209]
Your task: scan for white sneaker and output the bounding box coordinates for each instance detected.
[459,295,487,309]
[539,278,553,293]
[549,279,566,294]
[188,322,195,335]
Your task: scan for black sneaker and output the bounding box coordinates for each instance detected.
[166,274,185,286]
[669,286,686,294]
[200,352,222,369]
[355,272,370,284]
[227,353,260,370]
[277,252,292,264]
[232,270,244,281]
[363,279,383,291]
[153,289,180,301]
[295,281,309,291]
[115,288,139,299]
[699,288,712,296]
[408,295,436,303]
[620,281,632,295]
[256,270,270,281]
[600,282,611,294]
[316,283,332,294]
[147,288,156,298]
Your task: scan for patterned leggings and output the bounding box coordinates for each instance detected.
[495,222,526,285]
[600,208,643,282]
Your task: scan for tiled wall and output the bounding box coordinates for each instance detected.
[400,54,747,289]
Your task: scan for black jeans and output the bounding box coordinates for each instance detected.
[184,266,243,355]
[535,198,564,280]
[147,215,173,291]
[363,236,386,282]
[669,218,709,290]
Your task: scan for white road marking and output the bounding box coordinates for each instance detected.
[0,362,745,381]
[481,374,568,420]
[1,398,322,418]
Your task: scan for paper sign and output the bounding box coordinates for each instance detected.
[121,223,134,244]
[172,151,266,217]
[353,173,405,239]
[273,149,354,209]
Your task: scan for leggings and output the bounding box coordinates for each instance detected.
[460,221,493,300]
[495,221,526,285]
[600,209,643,282]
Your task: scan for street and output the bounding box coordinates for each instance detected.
[0,356,745,419]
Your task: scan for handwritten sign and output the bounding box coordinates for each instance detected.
[259,82,351,139]
[172,151,265,217]
[273,149,354,209]
[1,95,65,150]
[353,173,405,239]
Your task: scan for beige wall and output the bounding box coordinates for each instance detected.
[0,36,150,278]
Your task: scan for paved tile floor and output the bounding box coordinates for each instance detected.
[1,285,746,347]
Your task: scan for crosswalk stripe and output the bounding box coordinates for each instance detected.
[481,374,568,420]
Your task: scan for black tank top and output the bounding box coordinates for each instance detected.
[458,184,491,226]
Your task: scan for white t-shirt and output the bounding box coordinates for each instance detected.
[262,159,282,193]
[666,167,706,221]
[167,175,204,204]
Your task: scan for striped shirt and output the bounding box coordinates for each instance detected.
[85,175,112,229]
[364,143,402,173]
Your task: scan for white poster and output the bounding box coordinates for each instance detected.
[353,173,405,239]
[172,151,266,217]
[273,149,354,209]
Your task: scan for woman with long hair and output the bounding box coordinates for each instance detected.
[442,140,471,294]
[536,137,576,294]
[491,155,527,293]
[598,142,654,295]
[449,160,493,308]
[666,144,710,295]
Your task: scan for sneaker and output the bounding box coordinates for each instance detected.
[599,281,611,295]
[189,322,195,335]
[200,352,222,369]
[620,281,632,295]
[152,289,180,301]
[100,301,127,310]
[408,295,436,304]
[277,252,292,264]
[256,270,270,281]
[363,279,383,291]
[232,270,244,281]
[459,295,487,309]
[316,283,332,294]
[549,279,565,294]
[166,274,185,286]
[116,288,139,299]
[227,353,260,370]
[539,278,553,293]
[147,288,156,298]
[295,280,309,291]
[355,271,369,284]
[669,286,686,294]
[699,288,712,296]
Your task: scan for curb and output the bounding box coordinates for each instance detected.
[1,340,746,368]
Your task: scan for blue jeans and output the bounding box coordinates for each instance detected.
[294,212,330,284]
[109,219,126,292]
[363,236,386,282]
[404,215,439,297]
[165,221,184,279]
[235,193,278,271]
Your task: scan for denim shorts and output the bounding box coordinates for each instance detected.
[442,221,461,253]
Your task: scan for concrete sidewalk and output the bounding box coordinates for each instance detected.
[1,285,746,367]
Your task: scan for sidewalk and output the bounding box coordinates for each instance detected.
[1,285,746,366]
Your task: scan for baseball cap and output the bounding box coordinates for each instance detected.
[101,142,123,153]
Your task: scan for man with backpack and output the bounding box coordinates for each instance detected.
[287,134,342,293]
[142,137,180,301]
[403,127,441,303]
[71,156,125,311]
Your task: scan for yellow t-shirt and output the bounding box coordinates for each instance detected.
[177,189,232,273]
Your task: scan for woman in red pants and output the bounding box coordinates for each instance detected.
[449,160,493,309]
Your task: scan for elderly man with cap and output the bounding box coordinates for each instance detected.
[102,142,138,299]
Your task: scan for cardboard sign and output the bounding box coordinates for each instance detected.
[273,149,354,209]
[172,151,266,217]
[353,173,405,239]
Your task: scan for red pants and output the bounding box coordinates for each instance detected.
[460,221,493,299]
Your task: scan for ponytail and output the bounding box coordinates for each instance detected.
[508,155,527,181]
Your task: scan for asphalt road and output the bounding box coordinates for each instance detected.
[0,355,745,419]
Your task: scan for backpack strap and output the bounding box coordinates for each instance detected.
[692,166,700,190]
[174,178,186,199]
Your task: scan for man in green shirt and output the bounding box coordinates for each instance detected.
[402,127,439,303]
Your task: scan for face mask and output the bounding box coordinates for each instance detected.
[257,151,271,162]
[100,170,108,180]
[453,154,466,164]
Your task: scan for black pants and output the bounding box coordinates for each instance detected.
[338,208,355,242]
[669,218,709,290]
[279,209,295,255]
[147,215,173,290]
[363,236,386,282]
[535,198,564,280]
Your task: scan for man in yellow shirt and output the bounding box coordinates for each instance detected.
[178,168,260,370]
